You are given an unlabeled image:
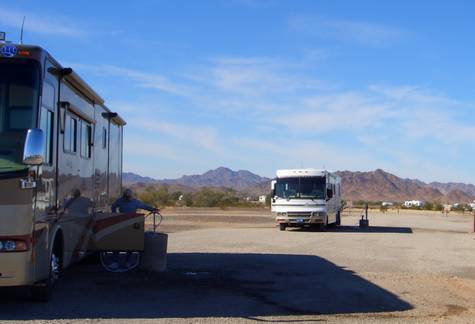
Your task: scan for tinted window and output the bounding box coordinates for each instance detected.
[40,107,54,164]
[0,62,39,131]
[42,82,55,109]
[64,113,77,153]
[80,120,92,158]
[102,127,107,149]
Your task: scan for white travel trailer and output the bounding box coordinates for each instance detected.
[403,200,424,208]
[271,169,342,231]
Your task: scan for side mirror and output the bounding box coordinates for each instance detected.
[326,189,333,200]
[23,129,44,165]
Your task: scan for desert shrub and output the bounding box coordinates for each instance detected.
[423,202,434,211]
[138,185,170,208]
[264,194,272,207]
[192,187,241,208]
[433,202,444,211]
[353,200,367,207]
[138,186,265,208]
[170,191,183,201]
[182,192,194,207]
[451,204,465,212]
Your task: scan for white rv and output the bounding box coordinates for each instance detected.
[271,169,342,231]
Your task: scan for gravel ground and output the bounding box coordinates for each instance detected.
[1,208,474,323]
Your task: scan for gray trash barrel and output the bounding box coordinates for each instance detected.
[140,232,168,272]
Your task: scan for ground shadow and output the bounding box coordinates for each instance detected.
[0,253,413,320]
[291,225,413,234]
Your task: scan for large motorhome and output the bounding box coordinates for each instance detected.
[0,37,143,300]
[271,169,342,231]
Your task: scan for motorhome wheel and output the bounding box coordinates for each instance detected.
[31,247,60,302]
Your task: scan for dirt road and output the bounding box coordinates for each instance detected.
[1,208,475,323]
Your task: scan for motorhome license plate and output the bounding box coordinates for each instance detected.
[296,218,304,223]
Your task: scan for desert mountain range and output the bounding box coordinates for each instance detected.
[124,167,475,203]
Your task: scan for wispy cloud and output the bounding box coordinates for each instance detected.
[0,6,86,38]
[288,15,410,47]
[124,135,182,161]
[90,57,475,150]
[129,118,222,153]
[273,92,393,132]
[73,55,475,182]
[74,64,189,96]
[272,85,475,145]
[184,56,326,98]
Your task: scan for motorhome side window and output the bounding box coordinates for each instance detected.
[64,113,77,153]
[39,107,54,164]
[80,120,92,159]
[102,127,107,149]
[40,82,55,165]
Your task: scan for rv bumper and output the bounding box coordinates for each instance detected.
[275,216,324,225]
[0,252,34,286]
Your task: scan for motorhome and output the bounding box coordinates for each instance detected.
[271,169,342,231]
[0,36,143,300]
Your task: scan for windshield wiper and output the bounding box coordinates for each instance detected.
[300,195,321,199]
[286,194,298,200]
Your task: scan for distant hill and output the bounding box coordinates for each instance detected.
[336,169,442,202]
[123,168,475,203]
[123,172,158,184]
[161,167,270,191]
[336,169,474,203]
[429,182,475,197]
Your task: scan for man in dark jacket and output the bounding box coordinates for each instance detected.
[112,189,157,214]
[108,189,158,271]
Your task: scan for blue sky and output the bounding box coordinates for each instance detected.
[1,0,474,183]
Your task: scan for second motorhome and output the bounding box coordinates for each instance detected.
[271,169,342,231]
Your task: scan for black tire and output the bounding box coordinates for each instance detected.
[31,243,61,302]
[322,215,329,230]
[279,223,287,231]
[335,211,341,226]
[100,251,141,273]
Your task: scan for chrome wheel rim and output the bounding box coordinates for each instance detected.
[50,252,60,281]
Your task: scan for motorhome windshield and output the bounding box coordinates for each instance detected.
[0,62,39,130]
[275,177,325,199]
[0,61,40,173]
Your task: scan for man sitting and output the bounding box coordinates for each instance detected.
[112,188,158,214]
[107,189,158,271]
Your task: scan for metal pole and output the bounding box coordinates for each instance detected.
[153,212,156,233]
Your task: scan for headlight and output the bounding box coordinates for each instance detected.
[4,240,16,251]
[0,240,28,252]
[276,212,287,216]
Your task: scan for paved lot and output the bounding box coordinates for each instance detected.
[1,208,475,323]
